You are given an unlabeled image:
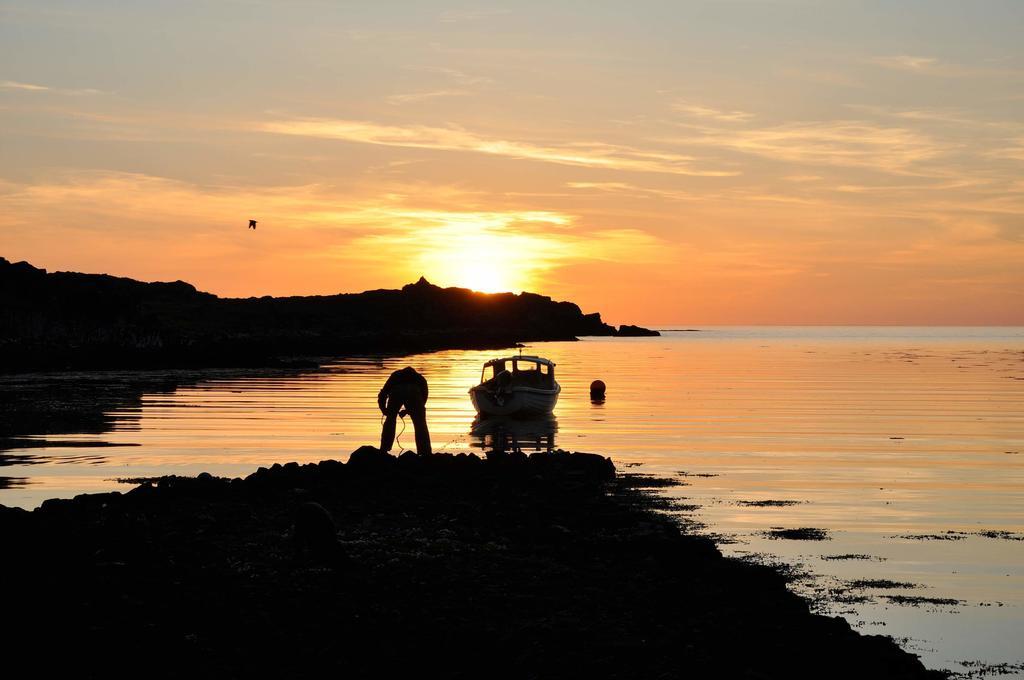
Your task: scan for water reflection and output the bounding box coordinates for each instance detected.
[1,329,1022,674]
[469,415,558,455]
[0,475,27,489]
[0,366,323,486]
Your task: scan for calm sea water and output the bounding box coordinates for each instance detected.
[2,327,1022,676]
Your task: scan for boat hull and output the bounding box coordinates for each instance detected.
[469,384,560,418]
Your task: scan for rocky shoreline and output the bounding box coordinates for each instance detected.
[0,448,942,679]
[0,258,658,373]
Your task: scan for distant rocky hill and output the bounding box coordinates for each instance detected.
[0,258,657,372]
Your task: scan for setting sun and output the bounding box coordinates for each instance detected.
[395,211,573,294]
[414,227,527,293]
[436,254,511,294]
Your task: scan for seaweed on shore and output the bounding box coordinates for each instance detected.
[764,527,831,541]
[618,473,686,488]
[950,660,1024,679]
[970,530,1024,541]
[112,476,164,485]
[884,595,962,607]
[848,579,919,590]
[895,530,1024,542]
[735,551,813,585]
[895,533,967,541]
[611,481,701,516]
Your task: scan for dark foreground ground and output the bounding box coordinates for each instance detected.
[1,449,943,679]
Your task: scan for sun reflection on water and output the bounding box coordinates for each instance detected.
[2,329,1023,674]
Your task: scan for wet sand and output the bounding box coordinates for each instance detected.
[0,448,941,679]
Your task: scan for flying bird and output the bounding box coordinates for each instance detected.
[248,219,257,229]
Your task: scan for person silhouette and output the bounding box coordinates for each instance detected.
[378,366,432,455]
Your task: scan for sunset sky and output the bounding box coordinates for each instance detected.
[2,1,1022,324]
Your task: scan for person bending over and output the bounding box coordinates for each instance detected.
[378,366,432,455]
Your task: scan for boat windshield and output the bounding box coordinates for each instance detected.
[480,359,554,387]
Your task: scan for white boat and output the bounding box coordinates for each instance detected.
[469,355,561,417]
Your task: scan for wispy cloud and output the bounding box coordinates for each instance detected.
[672,120,948,174]
[864,55,1019,79]
[774,67,862,88]
[566,181,636,191]
[386,89,470,105]
[672,100,754,123]
[0,79,101,95]
[987,138,1024,162]
[565,181,698,202]
[1,80,49,91]
[846,104,1023,130]
[258,118,738,176]
[869,55,938,72]
[405,65,493,86]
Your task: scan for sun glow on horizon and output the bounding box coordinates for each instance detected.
[407,213,568,294]
[2,1,1023,323]
[429,254,515,294]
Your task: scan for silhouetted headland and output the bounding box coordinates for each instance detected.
[616,323,661,337]
[0,258,658,373]
[0,448,940,679]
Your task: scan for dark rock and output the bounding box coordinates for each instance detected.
[528,449,615,482]
[293,501,339,555]
[0,449,942,679]
[615,324,660,337]
[346,445,395,470]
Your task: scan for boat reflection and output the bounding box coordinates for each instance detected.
[469,415,558,455]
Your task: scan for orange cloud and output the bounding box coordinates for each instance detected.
[671,120,948,174]
[258,118,738,176]
[672,100,755,123]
